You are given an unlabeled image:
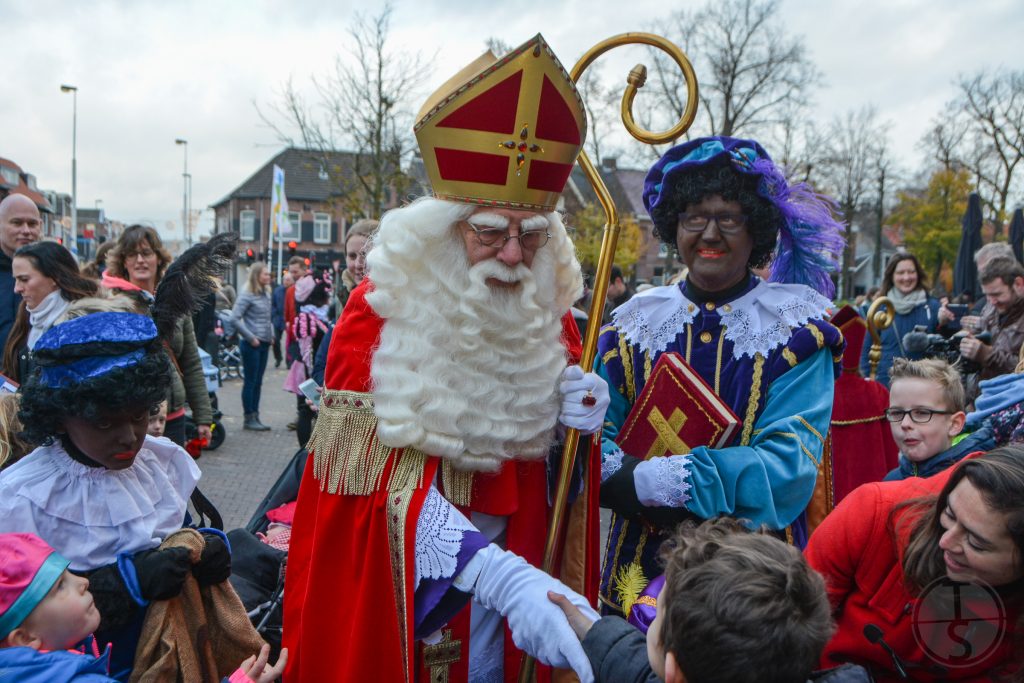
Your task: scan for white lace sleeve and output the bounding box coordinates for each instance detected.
[601,447,626,482]
[633,454,693,508]
[414,486,479,590]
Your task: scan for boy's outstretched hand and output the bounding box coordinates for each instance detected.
[548,591,597,641]
[234,645,288,683]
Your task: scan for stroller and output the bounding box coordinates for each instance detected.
[212,311,244,380]
[228,448,307,655]
[185,347,227,451]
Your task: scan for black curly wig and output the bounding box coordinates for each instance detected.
[17,340,171,446]
[650,160,782,270]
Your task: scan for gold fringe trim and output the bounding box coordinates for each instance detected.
[308,389,425,496]
[441,460,474,508]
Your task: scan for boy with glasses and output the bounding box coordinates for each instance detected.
[883,357,994,480]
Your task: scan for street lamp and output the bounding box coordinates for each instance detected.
[60,84,78,257]
[175,139,190,247]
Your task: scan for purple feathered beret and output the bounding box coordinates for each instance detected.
[643,136,845,298]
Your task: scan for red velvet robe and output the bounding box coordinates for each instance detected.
[283,280,599,682]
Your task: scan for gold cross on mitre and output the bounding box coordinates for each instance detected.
[645,407,690,458]
[414,34,587,211]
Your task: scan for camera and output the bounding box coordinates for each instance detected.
[902,325,991,374]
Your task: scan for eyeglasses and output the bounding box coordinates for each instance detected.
[127,249,156,260]
[678,212,748,234]
[884,408,954,423]
[465,222,550,250]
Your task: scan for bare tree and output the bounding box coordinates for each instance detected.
[257,3,431,217]
[812,107,888,299]
[957,69,1024,222]
[644,0,821,151]
[577,65,624,168]
[920,110,970,172]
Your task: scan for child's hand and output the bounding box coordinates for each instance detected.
[548,591,596,641]
[236,645,288,683]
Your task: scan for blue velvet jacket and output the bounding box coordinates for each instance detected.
[595,277,843,614]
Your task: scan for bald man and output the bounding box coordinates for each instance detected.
[0,194,42,351]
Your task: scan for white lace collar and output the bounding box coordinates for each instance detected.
[611,280,832,359]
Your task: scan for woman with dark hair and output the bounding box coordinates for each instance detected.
[2,241,98,383]
[106,225,212,447]
[595,136,847,616]
[806,445,1024,681]
[859,252,944,386]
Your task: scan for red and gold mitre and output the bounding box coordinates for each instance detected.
[414,34,587,211]
[830,305,867,374]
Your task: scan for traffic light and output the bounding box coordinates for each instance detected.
[288,241,297,257]
[246,248,255,264]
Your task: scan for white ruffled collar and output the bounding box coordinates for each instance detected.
[611,280,833,359]
[0,436,201,568]
[13,437,200,527]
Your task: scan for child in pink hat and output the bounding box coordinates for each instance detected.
[0,532,285,683]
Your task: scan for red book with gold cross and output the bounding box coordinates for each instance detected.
[615,352,741,459]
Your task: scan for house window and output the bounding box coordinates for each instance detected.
[217,215,228,233]
[240,210,256,241]
[287,211,300,238]
[313,212,331,244]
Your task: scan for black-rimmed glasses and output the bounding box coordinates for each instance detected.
[465,222,550,250]
[884,408,954,424]
[677,212,748,234]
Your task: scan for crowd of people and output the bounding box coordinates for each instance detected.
[0,32,1023,683]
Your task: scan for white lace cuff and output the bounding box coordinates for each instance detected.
[414,486,479,590]
[633,455,693,508]
[601,447,626,482]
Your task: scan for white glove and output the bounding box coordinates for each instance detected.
[558,365,610,435]
[458,543,597,683]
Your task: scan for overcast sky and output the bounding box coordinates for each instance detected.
[2,0,1020,240]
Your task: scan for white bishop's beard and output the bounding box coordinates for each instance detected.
[366,200,580,472]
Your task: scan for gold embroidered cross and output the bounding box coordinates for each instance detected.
[423,629,462,683]
[499,123,544,176]
[645,407,690,458]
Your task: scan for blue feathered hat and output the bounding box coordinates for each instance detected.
[32,312,157,388]
[643,136,845,298]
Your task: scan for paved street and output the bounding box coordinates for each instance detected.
[196,364,304,531]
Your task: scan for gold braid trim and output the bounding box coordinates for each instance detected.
[309,389,426,496]
[740,353,765,446]
[618,333,637,403]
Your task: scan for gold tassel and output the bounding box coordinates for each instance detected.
[308,390,426,496]
[441,460,474,508]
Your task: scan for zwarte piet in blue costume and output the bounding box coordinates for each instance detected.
[596,136,846,616]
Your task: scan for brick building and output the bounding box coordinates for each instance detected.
[211,148,393,282]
